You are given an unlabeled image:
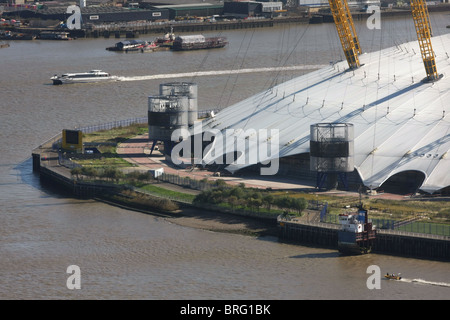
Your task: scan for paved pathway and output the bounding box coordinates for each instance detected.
[116,133,316,190]
[116,133,411,200]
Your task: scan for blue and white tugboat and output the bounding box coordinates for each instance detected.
[338,206,376,254]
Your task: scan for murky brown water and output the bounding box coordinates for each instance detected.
[1,14,449,299]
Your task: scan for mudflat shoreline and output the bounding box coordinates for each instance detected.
[165,206,278,237]
[92,186,279,238]
[97,194,279,237]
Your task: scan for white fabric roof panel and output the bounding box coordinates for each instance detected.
[199,34,450,193]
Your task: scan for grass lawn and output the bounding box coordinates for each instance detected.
[72,123,148,168]
[139,184,197,203]
[82,123,148,150]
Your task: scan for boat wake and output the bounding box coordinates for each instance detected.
[399,278,450,288]
[116,65,327,82]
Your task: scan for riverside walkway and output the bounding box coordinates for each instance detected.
[116,133,412,201]
[116,133,318,191]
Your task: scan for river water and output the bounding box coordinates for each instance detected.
[1,13,449,300]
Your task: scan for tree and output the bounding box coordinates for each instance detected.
[211,189,224,204]
[81,166,98,180]
[292,197,307,215]
[138,171,153,182]
[251,198,262,212]
[230,186,244,199]
[263,194,274,212]
[193,190,213,204]
[114,170,124,183]
[126,171,140,184]
[275,196,291,212]
[102,167,123,183]
[71,167,82,180]
[229,195,239,210]
[215,179,227,188]
[250,190,263,201]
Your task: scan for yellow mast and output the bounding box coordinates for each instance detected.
[328,0,360,69]
[410,0,440,81]
[343,0,361,54]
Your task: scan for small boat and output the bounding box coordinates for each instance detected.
[51,70,119,85]
[0,30,36,40]
[385,273,402,280]
[337,206,376,255]
[106,39,160,52]
[154,26,175,48]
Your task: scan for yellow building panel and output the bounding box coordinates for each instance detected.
[62,129,83,152]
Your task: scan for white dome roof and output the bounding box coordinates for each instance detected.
[198,34,450,194]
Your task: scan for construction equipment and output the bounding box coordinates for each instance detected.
[343,0,361,54]
[328,0,360,69]
[410,0,440,81]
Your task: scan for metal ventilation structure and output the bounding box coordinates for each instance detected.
[148,82,199,157]
[148,94,189,156]
[310,123,354,190]
[159,82,198,127]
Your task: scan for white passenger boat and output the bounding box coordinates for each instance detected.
[51,70,119,85]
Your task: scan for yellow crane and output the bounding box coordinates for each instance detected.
[343,0,361,55]
[328,0,440,79]
[410,0,440,81]
[328,0,361,69]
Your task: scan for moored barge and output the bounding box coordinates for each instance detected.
[106,39,167,53]
[0,30,35,40]
[39,31,72,40]
[172,35,228,51]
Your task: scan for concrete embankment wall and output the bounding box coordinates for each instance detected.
[14,16,309,39]
[32,137,120,198]
[278,220,339,249]
[84,17,308,38]
[375,232,450,261]
[278,220,450,261]
[38,165,119,198]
